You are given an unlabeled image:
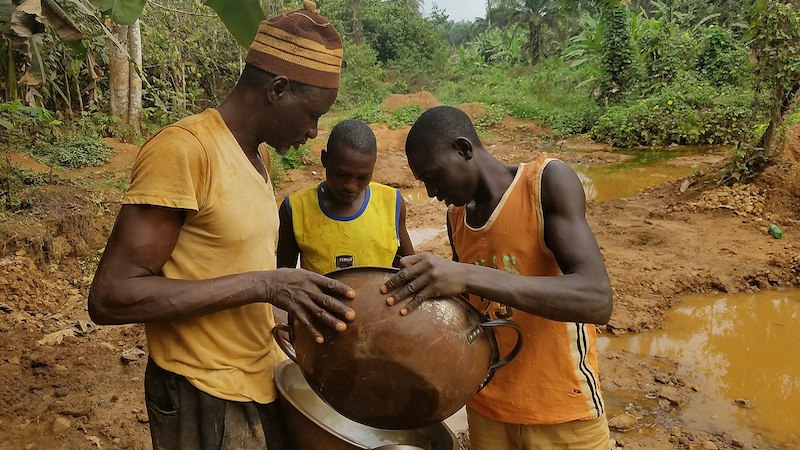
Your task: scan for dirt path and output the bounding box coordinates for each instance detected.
[1,96,798,449]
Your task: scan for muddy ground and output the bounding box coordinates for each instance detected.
[1,94,799,450]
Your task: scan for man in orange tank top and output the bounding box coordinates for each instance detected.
[382,106,613,449]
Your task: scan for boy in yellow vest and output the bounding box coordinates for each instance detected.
[277,119,415,274]
[382,106,612,449]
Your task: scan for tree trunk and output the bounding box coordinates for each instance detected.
[759,83,800,159]
[528,17,543,65]
[109,23,130,125]
[127,20,142,134]
[5,42,17,101]
[349,0,362,45]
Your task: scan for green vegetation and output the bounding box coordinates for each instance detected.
[0,164,53,212]
[1,0,798,183]
[29,135,115,170]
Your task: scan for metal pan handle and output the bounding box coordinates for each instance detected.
[477,319,524,390]
[271,323,298,363]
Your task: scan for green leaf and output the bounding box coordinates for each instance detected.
[89,0,114,11]
[0,118,13,130]
[89,0,146,25]
[203,0,265,48]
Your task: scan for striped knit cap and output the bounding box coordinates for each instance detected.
[245,1,342,89]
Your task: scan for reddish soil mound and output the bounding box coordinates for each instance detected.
[380,91,440,111]
[456,102,487,121]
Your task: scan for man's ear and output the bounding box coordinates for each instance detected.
[267,76,291,103]
[320,148,328,167]
[454,137,473,161]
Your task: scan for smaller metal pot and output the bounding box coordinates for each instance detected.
[372,446,426,450]
[275,361,458,450]
[273,266,523,430]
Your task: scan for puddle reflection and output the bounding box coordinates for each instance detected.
[599,289,800,447]
[572,147,720,202]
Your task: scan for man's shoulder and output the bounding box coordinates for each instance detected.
[288,184,319,200]
[141,112,214,150]
[368,182,399,197]
[287,185,321,214]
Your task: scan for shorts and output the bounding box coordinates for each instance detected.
[144,357,289,450]
[466,407,611,450]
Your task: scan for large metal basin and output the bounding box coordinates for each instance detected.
[273,266,523,430]
[275,360,458,450]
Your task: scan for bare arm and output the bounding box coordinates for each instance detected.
[383,161,612,324]
[88,204,355,341]
[277,198,301,268]
[396,195,415,259]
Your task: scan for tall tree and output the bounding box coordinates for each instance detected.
[348,0,363,44]
[488,0,594,65]
[592,0,633,103]
[385,0,423,16]
[489,0,551,64]
[747,0,800,160]
[107,19,142,133]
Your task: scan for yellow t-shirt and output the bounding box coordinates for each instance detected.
[450,157,605,425]
[287,182,400,275]
[123,108,283,403]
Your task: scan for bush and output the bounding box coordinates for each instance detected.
[591,76,752,147]
[0,100,61,149]
[0,163,52,212]
[335,44,390,110]
[29,135,115,170]
[694,25,750,87]
[434,58,601,134]
[385,105,424,129]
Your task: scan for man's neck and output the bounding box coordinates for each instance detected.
[217,94,263,158]
[466,153,517,227]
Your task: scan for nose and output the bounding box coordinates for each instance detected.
[307,120,319,139]
[344,179,359,194]
[425,183,437,198]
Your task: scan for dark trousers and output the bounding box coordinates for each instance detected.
[145,358,290,450]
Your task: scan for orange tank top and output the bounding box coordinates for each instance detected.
[449,157,604,425]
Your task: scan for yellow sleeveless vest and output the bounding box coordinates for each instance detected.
[288,182,400,275]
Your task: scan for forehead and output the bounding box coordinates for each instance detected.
[298,86,338,111]
[328,145,375,169]
[407,146,448,175]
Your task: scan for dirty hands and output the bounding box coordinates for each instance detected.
[268,268,355,343]
[381,253,468,315]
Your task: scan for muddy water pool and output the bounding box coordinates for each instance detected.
[598,289,800,448]
[571,146,720,202]
[404,146,722,207]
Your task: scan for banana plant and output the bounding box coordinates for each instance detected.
[87,0,265,48]
[1,0,83,99]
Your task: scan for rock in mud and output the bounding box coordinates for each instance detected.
[52,416,72,433]
[608,413,638,432]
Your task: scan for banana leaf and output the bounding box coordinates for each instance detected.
[89,0,146,25]
[204,0,265,48]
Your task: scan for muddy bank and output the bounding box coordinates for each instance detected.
[1,100,799,448]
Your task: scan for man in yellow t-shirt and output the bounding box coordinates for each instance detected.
[88,3,356,449]
[382,106,613,449]
[277,119,414,274]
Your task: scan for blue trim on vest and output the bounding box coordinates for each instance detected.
[395,189,401,244]
[317,183,371,222]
